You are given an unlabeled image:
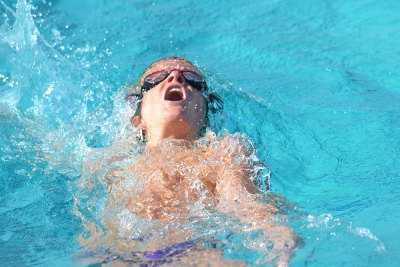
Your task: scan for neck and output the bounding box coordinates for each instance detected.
[146,128,199,147]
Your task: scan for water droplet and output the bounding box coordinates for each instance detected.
[45,83,55,96]
[31,34,37,43]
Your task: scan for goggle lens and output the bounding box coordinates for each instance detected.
[181,71,204,83]
[144,71,169,85]
[141,70,206,93]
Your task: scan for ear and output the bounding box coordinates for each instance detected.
[131,115,143,128]
[131,115,147,142]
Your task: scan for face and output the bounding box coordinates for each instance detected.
[133,59,207,144]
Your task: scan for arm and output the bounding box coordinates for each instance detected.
[215,170,298,266]
[212,135,299,266]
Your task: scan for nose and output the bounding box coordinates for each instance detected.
[166,70,185,84]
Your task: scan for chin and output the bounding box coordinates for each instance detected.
[162,106,190,122]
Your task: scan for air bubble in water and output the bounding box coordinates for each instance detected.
[31,33,37,43]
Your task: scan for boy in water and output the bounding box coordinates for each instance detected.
[110,56,298,266]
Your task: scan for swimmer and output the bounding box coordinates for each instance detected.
[119,56,299,266]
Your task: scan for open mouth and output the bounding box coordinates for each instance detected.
[165,87,185,101]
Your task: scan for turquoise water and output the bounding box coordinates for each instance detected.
[1,0,399,266]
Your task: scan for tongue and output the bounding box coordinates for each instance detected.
[167,91,183,101]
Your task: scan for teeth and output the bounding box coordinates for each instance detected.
[165,87,184,101]
[169,88,181,93]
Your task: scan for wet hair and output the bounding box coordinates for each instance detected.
[125,56,223,132]
[143,56,190,76]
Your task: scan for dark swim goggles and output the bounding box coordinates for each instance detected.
[128,68,223,114]
[140,69,207,93]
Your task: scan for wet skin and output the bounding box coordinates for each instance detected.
[126,58,299,266]
[131,59,208,146]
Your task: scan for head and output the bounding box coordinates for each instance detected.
[128,57,222,146]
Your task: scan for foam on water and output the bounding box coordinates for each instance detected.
[0,0,398,266]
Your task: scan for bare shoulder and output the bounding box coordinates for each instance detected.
[202,132,256,165]
[200,132,262,198]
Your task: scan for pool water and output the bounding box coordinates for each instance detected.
[1,0,399,266]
